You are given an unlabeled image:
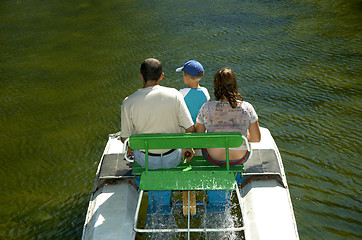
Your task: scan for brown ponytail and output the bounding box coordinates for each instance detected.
[214,68,243,108]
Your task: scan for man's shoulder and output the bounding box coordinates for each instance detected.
[159,85,179,92]
[157,85,183,97]
[123,89,141,101]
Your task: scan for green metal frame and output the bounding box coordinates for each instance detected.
[129,132,244,191]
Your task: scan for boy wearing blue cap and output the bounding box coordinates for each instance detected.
[176,60,210,124]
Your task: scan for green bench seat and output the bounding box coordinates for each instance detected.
[129,132,244,191]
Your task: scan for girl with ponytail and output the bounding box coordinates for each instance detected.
[195,68,261,165]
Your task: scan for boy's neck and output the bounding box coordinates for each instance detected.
[187,81,200,88]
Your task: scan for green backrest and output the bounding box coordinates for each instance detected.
[129,132,243,170]
[129,132,242,149]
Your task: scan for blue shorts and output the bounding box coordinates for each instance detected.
[133,149,182,170]
[202,148,249,166]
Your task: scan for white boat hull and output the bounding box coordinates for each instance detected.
[82,127,299,240]
[241,128,299,240]
[83,183,138,240]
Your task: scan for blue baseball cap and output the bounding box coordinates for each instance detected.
[175,60,204,77]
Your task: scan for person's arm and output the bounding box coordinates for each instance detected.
[247,120,261,142]
[195,122,206,133]
[185,125,195,133]
[121,137,134,155]
[182,125,196,162]
[181,122,205,163]
[120,99,133,145]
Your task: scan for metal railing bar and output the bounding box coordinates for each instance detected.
[134,226,245,233]
[133,190,144,232]
[187,190,190,240]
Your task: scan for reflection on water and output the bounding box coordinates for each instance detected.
[0,0,361,239]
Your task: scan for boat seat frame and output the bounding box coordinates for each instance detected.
[126,132,249,236]
[128,132,249,191]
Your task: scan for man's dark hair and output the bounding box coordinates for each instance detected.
[140,58,163,82]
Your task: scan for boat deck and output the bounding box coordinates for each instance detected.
[94,147,283,192]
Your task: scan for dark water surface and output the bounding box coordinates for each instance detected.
[1,0,361,239]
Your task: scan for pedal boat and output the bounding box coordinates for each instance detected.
[82,127,299,240]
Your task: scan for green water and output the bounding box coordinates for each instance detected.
[0,0,361,239]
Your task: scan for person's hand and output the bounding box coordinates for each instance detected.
[127,147,134,156]
[182,148,195,163]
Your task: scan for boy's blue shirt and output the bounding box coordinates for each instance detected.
[179,87,210,123]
